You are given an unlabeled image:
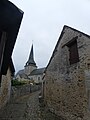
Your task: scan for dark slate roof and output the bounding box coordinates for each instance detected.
[25,45,36,67]
[0,1,23,75]
[19,74,28,79]
[16,69,28,79]
[45,25,90,72]
[29,68,45,76]
[1,0,8,3]
[16,69,24,76]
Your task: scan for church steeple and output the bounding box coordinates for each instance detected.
[25,44,36,67]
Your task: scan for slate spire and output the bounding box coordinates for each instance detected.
[26,44,36,66]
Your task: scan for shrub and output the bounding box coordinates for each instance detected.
[11,79,26,86]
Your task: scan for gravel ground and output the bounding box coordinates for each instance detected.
[0,91,64,120]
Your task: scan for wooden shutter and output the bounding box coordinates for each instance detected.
[69,41,79,65]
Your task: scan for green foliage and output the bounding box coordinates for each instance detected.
[11,79,26,86]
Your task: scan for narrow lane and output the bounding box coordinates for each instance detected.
[0,91,64,120]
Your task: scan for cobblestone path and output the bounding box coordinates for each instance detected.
[0,91,64,120]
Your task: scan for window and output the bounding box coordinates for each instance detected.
[38,77,40,81]
[30,77,33,80]
[87,63,90,69]
[67,38,79,65]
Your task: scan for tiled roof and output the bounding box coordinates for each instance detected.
[29,68,45,76]
[16,69,24,75]
[16,69,28,79]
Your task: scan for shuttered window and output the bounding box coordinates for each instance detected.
[67,40,79,65]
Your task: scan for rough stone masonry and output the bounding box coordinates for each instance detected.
[44,25,90,120]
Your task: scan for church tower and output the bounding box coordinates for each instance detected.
[24,44,37,75]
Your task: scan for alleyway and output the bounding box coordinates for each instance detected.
[0,91,64,120]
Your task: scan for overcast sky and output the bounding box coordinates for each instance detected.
[10,0,90,73]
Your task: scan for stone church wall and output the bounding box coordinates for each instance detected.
[44,26,90,120]
[24,65,37,75]
[29,74,43,84]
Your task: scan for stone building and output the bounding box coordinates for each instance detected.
[44,25,90,120]
[0,0,23,109]
[0,58,15,109]
[16,45,45,84]
[16,69,29,83]
[28,68,45,84]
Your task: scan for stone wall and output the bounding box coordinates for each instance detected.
[0,68,11,109]
[44,26,90,120]
[11,84,41,99]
